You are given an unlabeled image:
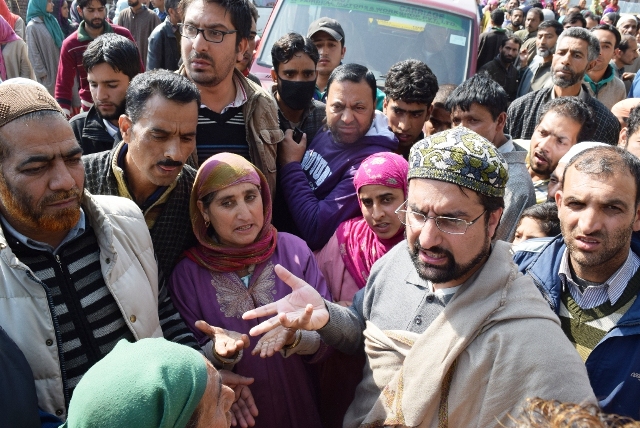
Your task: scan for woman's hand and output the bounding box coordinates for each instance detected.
[196,320,250,358]
[219,370,259,427]
[251,325,297,358]
[242,264,329,336]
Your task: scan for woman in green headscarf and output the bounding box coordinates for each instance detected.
[62,338,236,428]
[26,0,65,95]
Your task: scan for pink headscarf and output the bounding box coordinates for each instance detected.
[184,153,277,273]
[336,152,409,289]
[0,15,20,80]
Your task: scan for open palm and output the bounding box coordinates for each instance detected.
[242,264,329,336]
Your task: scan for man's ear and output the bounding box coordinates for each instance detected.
[496,111,507,132]
[586,58,598,73]
[270,68,277,82]
[77,5,83,17]
[235,37,249,62]
[119,115,133,142]
[341,46,346,59]
[620,127,629,148]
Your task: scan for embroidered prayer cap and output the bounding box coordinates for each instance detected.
[408,126,508,198]
[0,82,64,127]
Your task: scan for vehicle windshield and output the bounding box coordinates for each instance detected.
[256,0,474,86]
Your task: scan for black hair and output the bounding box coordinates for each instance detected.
[592,23,621,49]
[519,201,560,236]
[445,74,508,121]
[178,0,251,47]
[77,0,105,9]
[532,3,543,9]
[626,104,640,140]
[432,84,457,108]
[82,33,141,80]
[271,32,319,73]
[491,9,505,26]
[564,12,587,28]
[125,70,201,123]
[500,35,523,48]
[326,63,377,102]
[565,145,640,205]
[508,7,524,16]
[618,33,636,53]
[248,0,258,23]
[165,0,179,12]
[528,7,544,22]
[536,97,595,143]
[538,19,564,36]
[384,59,439,106]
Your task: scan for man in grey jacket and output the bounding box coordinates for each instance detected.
[147,0,181,70]
[446,74,535,242]
[244,126,596,427]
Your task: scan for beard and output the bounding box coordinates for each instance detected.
[85,18,104,30]
[562,220,634,273]
[408,230,491,284]
[500,52,515,64]
[96,99,126,122]
[537,45,555,58]
[552,66,585,88]
[0,174,81,233]
[186,50,236,88]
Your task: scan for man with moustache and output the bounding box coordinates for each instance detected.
[615,35,640,94]
[478,36,522,102]
[517,20,563,96]
[277,63,398,250]
[526,97,594,203]
[244,127,596,427]
[477,9,509,70]
[55,0,142,116]
[506,27,620,146]
[83,70,199,276]
[505,7,524,34]
[178,0,282,195]
[515,7,544,65]
[117,0,160,67]
[0,82,201,421]
[515,146,640,419]
[70,34,140,155]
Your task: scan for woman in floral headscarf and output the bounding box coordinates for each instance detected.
[0,15,34,80]
[169,153,331,428]
[316,152,409,305]
[26,0,65,95]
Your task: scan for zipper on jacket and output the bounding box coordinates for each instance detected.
[25,270,71,409]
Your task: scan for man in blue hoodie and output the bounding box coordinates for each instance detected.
[278,63,398,250]
[514,145,640,419]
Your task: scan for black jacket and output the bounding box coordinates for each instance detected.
[70,106,120,155]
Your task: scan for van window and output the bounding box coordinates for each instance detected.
[256,0,474,86]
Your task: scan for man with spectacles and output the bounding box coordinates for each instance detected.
[177,0,282,196]
[243,126,596,427]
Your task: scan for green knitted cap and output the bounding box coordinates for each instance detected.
[408,127,508,198]
[63,338,208,428]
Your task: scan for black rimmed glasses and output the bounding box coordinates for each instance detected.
[395,200,486,235]
[178,24,238,43]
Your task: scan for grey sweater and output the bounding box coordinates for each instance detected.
[26,17,60,96]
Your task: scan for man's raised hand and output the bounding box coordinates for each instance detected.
[242,264,329,336]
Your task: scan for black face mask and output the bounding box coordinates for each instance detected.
[278,78,316,111]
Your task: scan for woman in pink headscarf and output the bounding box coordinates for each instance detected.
[0,15,35,80]
[316,151,409,305]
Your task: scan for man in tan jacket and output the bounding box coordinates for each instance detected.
[245,127,597,427]
[177,0,282,195]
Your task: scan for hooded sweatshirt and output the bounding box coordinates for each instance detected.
[279,111,398,251]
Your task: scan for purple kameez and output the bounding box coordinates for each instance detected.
[169,232,331,428]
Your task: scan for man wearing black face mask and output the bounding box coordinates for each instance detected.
[270,32,326,145]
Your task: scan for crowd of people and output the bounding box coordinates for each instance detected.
[1,0,640,426]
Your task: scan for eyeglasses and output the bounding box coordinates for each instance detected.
[395,201,486,235]
[178,23,238,43]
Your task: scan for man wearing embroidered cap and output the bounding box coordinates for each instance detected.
[244,126,596,427]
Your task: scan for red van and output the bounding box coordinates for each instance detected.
[250,0,480,90]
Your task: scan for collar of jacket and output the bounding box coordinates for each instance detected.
[77,19,113,42]
[584,63,616,94]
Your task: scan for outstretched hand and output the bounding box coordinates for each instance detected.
[220,370,259,427]
[242,264,329,336]
[196,320,250,358]
[251,325,297,358]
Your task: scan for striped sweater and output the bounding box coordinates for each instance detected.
[3,221,198,404]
